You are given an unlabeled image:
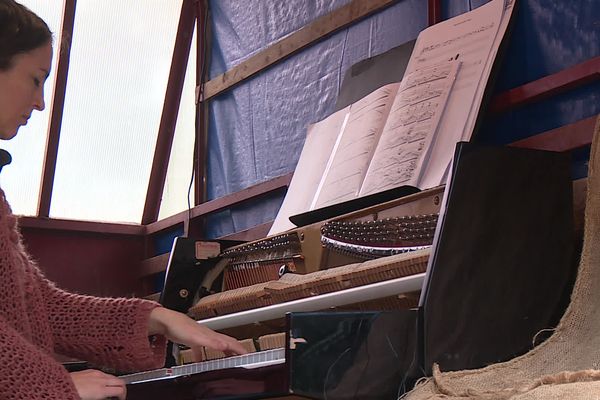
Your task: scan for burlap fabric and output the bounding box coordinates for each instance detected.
[404,116,600,400]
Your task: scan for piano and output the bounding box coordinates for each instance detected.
[123,311,420,400]
[131,143,577,399]
[123,348,287,400]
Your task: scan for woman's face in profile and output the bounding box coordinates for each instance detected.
[0,42,52,140]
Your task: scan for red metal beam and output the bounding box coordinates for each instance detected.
[428,0,442,26]
[145,172,293,235]
[510,115,597,152]
[142,0,197,225]
[220,221,273,242]
[19,216,144,236]
[35,1,600,239]
[38,0,76,217]
[194,0,209,208]
[490,56,600,114]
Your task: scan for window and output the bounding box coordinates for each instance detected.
[49,0,183,223]
[159,27,197,221]
[1,1,64,215]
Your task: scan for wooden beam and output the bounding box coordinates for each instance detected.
[219,221,273,242]
[428,0,442,26]
[490,56,600,114]
[18,216,144,236]
[145,172,293,235]
[142,0,196,225]
[38,0,76,217]
[510,115,598,152]
[139,252,171,277]
[195,0,210,206]
[203,0,398,100]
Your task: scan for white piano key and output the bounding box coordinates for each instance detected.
[122,349,285,385]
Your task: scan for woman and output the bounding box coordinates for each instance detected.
[0,1,246,399]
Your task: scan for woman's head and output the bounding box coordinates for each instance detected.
[0,0,52,139]
[0,0,52,70]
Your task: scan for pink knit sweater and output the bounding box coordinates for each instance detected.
[0,189,167,399]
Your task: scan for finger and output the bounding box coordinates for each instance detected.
[225,341,248,355]
[216,334,248,355]
[216,337,247,354]
[103,384,127,400]
[104,376,126,387]
[104,377,126,400]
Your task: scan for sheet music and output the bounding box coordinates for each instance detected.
[268,107,350,235]
[313,83,399,208]
[462,0,516,141]
[406,0,505,189]
[359,60,459,196]
[267,0,514,235]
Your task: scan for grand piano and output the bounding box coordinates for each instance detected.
[122,142,579,400]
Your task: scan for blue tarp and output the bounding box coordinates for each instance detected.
[205,0,427,238]
[202,0,600,239]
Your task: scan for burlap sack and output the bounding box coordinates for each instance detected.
[404,116,600,400]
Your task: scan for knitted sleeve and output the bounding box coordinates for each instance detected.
[0,314,80,400]
[36,270,167,372]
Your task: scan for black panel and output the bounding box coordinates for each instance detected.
[289,185,420,227]
[126,363,287,400]
[159,237,243,367]
[288,311,420,400]
[421,143,574,372]
[334,39,416,112]
[159,237,242,313]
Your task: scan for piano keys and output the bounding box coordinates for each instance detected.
[123,349,288,400]
[123,311,420,400]
[121,348,286,386]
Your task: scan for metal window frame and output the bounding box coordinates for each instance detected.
[33,1,600,240]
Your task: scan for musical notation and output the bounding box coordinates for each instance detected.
[359,60,459,196]
[268,0,513,235]
[405,0,512,189]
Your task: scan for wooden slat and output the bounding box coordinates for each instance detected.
[188,174,292,220]
[142,0,197,225]
[203,0,398,100]
[18,216,144,235]
[510,115,598,152]
[145,173,292,235]
[143,292,161,302]
[194,0,211,209]
[139,252,171,277]
[428,0,442,25]
[490,56,600,114]
[38,0,77,217]
[220,221,273,242]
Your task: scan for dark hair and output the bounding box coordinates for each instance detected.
[0,0,52,70]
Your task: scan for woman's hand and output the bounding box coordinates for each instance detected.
[148,307,247,357]
[70,369,126,400]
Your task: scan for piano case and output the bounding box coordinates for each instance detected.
[125,143,575,400]
[287,311,420,400]
[289,143,576,398]
[125,310,420,400]
[420,142,575,373]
